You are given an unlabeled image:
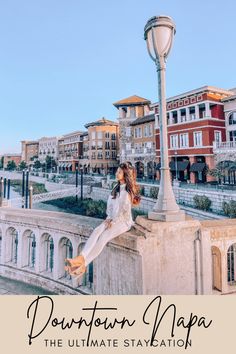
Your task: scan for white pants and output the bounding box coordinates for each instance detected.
[81,220,131,267]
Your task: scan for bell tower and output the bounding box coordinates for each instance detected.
[113,95,151,162]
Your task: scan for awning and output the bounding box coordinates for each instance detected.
[67,163,72,167]
[190,163,207,172]
[169,161,189,171]
[108,162,118,168]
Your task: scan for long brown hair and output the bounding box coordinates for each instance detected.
[111,162,141,206]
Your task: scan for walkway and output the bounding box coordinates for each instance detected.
[0,275,56,295]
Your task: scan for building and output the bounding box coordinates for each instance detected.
[113,95,158,179]
[113,95,151,164]
[82,117,119,175]
[21,140,39,168]
[80,132,90,174]
[152,86,234,184]
[58,130,85,172]
[213,89,236,184]
[3,154,21,169]
[38,136,60,166]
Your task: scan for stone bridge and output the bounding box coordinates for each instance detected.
[0,207,236,295]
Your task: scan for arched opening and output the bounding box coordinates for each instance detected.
[5,227,18,264]
[211,246,222,291]
[27,232,36,269]
[59,237,73,280]
[41,233,54,274]
[135,161,144,179]
[76,242,93,290]
[22,230,36,269]
[147,161,156,181]
[227,243,236,285]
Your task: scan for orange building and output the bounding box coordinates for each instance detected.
[3,154,21,169]
[81,117,119,175]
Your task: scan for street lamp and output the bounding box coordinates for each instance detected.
[174,150,178,181]
[144,15,185,221]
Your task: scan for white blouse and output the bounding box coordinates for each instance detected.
[106,183,135,229]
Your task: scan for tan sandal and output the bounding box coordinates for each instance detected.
[71,264,86,279]
[65,255,85,268]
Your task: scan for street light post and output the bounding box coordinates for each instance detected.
[144,15,185,221]
[174,150,178,181]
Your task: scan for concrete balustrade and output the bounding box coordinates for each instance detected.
[0,206,236,295]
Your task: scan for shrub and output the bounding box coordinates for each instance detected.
[85,199,107,218]
[139,186,145,196]
[222,200,236,218]
[132,208,148,220]
[193,195,211,211]
[149,186,159,199]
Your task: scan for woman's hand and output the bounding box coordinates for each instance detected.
[104,218,113,229]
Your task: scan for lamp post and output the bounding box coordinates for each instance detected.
[80,166,84,201]
[144,15,185,221]
[75,166,78,202]
[174,150,178,181]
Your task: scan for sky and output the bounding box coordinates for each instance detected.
[0,0,235,154]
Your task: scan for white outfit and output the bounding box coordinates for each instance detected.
[81,183,134,267]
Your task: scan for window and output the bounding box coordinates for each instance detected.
[105,141,110,149]
[229,112,236,125]
[144,125,148,137]
[170,134,178,148]
[105,151,110,158]
[126,143,131,151]
[125,127,132,137]
[105,132,110,138]
[134,127,142,138]
[91,131,96,140]
[229,131,236,142]
[193,131,203,147]
[130,107,136,118]
[179,133,189,148]
[97,131,103,139]
[97,142,103,149]
[149,124,153,136]
[214,131,222,143]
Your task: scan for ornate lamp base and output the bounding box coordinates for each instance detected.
[148,209,186,222]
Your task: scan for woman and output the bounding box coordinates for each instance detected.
[64,162,141,279]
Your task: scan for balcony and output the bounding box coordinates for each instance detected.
[213,141,236,154]
[126,147,156,157]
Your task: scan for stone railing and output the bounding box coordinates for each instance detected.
[213,140,236,153]
[0,207,148,295]
[0,204,236,295]
[126,147,155,156]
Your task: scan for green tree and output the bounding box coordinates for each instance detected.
[45,155,56,172]
[7,160,16,171]
[19,161,27,170]
[33,159,41,170]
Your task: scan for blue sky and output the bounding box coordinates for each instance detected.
[0,0,235,154]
